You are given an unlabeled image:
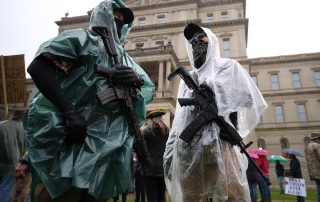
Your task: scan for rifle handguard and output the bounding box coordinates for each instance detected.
[178,98,195,107]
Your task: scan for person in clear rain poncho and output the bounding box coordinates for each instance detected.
[163,23,268,202]
[24,0,154,201]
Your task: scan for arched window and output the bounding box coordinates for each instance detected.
[257,138,266,149]
[280,137,290,149]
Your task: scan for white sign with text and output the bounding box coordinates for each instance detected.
[285,177,306,197]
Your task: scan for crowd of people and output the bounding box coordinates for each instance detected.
[0,0,319,202]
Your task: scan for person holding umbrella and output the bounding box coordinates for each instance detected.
[267,155,287,194]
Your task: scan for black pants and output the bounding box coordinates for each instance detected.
[144,176,166,202]
[135,173,145,202]
[113,192,128,202]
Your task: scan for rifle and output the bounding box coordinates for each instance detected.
[167,66,270,185]
[92,26,150,170]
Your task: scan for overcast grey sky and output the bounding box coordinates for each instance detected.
[1,0,320,75]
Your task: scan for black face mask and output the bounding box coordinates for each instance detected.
[114,18,124,38]
[192,40,208,69]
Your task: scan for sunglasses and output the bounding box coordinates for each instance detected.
[189,32,207,45]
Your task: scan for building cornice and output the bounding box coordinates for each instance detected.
[131,19,248,33]
[256,123,320,132]
[127,46,179,63]
[129,0,245,11]
[130,0,197,11]
[248,52,320,65]
[262,88,320,97]
[55,15,89,26]
[198,0,245,8]
[131,19,200,32]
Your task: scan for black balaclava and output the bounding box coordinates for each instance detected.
[114,18,124,38]
[190,32,208,69]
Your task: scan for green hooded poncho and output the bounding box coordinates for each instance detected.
[24,0,154,199]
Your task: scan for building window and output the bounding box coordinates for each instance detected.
[157,14,166,23]
[297,103,307,122]
[155,40,164,48]
[271,74,280,90]
[280,137,290,149]
[138,17,146,25]
[207,13,213,21]
[257,138,266,149]
[250,75,257,85]
[135,43,144,50]
[223,38,231,58]
[315,70,320,87]
[274,105,284,123]
[221,11,228,20]
[292,72,301,88]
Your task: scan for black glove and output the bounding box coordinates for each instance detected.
[63,109,87,145]
[111,65,144,87]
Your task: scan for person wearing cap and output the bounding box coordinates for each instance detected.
[142,109,169,202]
[24,0,154,201]
[163,23,267,202]
[305,132,320,202]
[0,107,26,202]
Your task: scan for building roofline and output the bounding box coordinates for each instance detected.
[55,15,89,26]
[130,0,245,11]
[131,19,248,33]
[248,52,320,65]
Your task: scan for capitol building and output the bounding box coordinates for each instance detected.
[21,0,320,186]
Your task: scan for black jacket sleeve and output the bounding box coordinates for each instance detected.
[27,55,74,113]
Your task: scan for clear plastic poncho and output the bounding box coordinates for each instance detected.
[163,27,267,202]
[24,0,154,199]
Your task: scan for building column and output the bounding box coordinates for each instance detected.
[158,61,164,91]
[165,60,171,90]
[163,110,171,128]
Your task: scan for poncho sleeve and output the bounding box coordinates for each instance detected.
[209,59,267,137]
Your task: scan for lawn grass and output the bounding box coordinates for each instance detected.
[115,188,318,202]
[258,188,317,201]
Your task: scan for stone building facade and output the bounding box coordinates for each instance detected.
[24,0,320,186]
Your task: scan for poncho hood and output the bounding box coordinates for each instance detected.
[185,26,221,70]
[184,27,267,136]
[89,0,133,43]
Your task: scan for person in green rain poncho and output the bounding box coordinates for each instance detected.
[24,0,155,201]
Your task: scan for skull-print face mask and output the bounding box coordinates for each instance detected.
[190,32,208,69]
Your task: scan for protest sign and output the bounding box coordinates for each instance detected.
[285,177,306,197]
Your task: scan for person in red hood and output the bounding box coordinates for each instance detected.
[256,155,271,202]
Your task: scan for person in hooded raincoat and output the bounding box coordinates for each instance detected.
[24,0,154,201]
[163,23,267,202]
